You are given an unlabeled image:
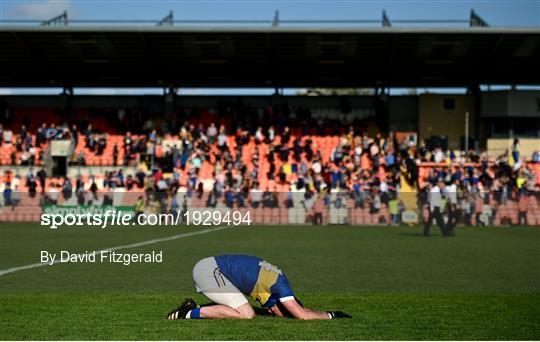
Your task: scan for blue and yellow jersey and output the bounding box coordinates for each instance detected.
[215,255,294,308]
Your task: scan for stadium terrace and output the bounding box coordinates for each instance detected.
[0,95,539,226]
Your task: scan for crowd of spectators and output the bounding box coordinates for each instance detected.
[1,105,539,225]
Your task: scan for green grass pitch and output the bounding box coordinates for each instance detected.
[0,223,539,340]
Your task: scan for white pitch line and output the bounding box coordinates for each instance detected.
[0,225,231,276]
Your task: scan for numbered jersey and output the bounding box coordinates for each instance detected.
[214,254,294,307]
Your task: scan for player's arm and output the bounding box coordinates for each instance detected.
[280,298,328,320]
[280,298,351,320]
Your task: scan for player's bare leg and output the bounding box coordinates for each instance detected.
[200,302,255,319]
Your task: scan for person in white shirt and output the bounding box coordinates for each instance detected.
[207,123,217,144]
[48,185,59,205]
[3,129,13,144]
[353,146,362,166]
[380,180,388,193]
[249,183,263,208]
[434,148,445,163]
[267,126,275,143]
[254,127,264,144]
[217,130,227,151]
[423,180,449,237]
[311,160,322,174]
[444,177,460,235]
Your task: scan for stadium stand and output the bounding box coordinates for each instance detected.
[1,103,539,226]
[0,20,538,227]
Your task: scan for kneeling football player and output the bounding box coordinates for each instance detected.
[167,254,351,320]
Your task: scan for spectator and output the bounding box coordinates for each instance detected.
[3,127,13,144]
[48,184,59,205]
[518,194,529,226]
[62,177,72,200]
[3,184,14,209]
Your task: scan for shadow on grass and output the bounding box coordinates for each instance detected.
[397,231,426,237]
[398,230,456,238]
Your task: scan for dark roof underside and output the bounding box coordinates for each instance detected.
[1,27,539,87]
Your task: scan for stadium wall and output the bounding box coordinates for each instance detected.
[487,138,540,158]
[418,94,477,149]
[481,90,540,118]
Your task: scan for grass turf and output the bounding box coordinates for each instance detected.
[0,223,539,340]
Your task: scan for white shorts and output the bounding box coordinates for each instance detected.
[192,257,248,309]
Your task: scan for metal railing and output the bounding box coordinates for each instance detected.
[1,9,491,28]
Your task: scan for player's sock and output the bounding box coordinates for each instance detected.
[185,307,201,319]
